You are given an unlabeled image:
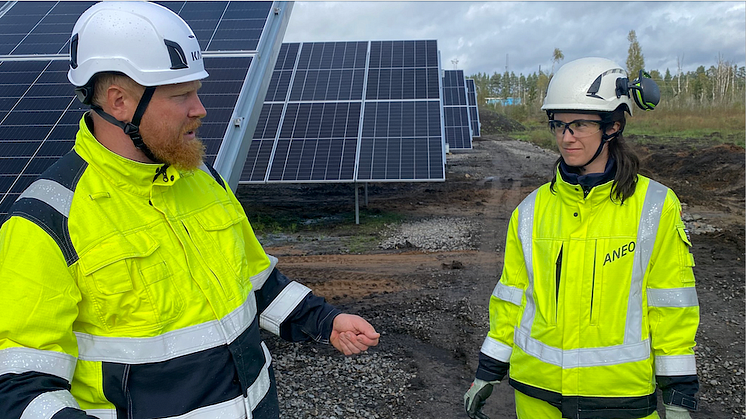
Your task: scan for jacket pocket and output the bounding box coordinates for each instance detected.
[79,230,183,332]
[191,202,250,299]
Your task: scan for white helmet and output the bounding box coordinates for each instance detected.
[542,57,634,116]
[68,1,209,88]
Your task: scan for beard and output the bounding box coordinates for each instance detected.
[142,118,205,171]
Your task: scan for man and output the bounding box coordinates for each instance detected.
[0,2,379,418]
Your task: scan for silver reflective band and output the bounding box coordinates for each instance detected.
[17,178,74,217]
[162,394,244,419]
[250,255,278,290]
[0,347,76,382]
[655,354,697,376]
[85,409,116,419]
[260,281,311,336]
[492,282,523,306]
[76,291,258,363]
[626,180,667,344]
[246,343,273,411]
[516,190,538,335]
[480,336,512,363]
[21,390,78,419]
[647,287,699,307]
[514,328,651,368]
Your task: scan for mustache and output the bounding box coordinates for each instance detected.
[183,119,202,134]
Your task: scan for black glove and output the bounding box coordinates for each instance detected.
[464,378,499,419]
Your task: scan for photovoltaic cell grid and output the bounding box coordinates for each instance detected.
[442,69,472,149]
[241,40,445,184]
[0,1,274,219]
[466,78,481,137]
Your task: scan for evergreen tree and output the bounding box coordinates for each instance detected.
[626,30,645,77]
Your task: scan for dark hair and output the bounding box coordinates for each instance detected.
[549,106,639,204]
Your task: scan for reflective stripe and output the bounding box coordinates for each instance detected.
[0,347,76,382]
[17,179,74,217]
[480,336,512,363]
[647,287,699,307]
[259,281,311,336]
[162,395,244,419]
[516,190,538,335]
[85,409,116,419]
[76,291,258,363]
[514,328,651,368]
[626,180,667,344]
[655,354,697,376]
[20,390,78,419]
[492,282,523,306]
[246,342,272,411]
[250,255,278,291]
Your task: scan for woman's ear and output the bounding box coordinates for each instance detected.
[606,121,621,136]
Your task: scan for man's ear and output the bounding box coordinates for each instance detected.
[105,84,137,122]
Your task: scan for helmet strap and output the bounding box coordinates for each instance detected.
[91,86,160,163]
[571,130,620,170]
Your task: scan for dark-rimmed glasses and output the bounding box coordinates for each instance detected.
[548,119,603,138]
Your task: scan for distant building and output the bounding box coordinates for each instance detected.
[486,97,522,106]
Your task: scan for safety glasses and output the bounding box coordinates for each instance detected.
[548,119,603,138]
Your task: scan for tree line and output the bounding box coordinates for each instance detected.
[469,30,746,112]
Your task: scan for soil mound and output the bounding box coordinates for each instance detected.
[478,107,526,133]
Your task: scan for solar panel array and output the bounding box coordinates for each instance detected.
[0,1,277,218]
[465,78,481,137]
[241,40,446,184]
[442,69,472,149]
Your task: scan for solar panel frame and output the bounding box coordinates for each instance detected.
[240,39,446,184]
[466,78,481,137]
[442,69,473,149]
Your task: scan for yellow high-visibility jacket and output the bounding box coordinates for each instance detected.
[0,114,340,419]
[476,169,699,419]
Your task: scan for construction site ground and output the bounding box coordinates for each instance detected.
[236,132,745,419]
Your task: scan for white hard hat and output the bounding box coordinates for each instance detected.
[542,57,633,116]
[68,1,209,88]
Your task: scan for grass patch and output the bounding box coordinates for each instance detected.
[504,105,745,148]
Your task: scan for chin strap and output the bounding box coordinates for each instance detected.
[571,130,620,170]
[91,86,159,163]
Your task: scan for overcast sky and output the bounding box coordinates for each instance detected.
[283,2,746,78]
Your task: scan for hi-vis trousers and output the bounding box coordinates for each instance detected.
[515,390,660,419]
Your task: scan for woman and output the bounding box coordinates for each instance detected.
[464,57,699,419]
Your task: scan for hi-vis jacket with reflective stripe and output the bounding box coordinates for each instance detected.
[0,115,340,419]
[476,172,699,419]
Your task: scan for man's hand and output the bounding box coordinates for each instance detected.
[464,378,499,419]
[330,313,380,355]
[665,404,692,419]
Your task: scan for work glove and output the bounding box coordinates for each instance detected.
[464,378,499,419]
[665,404,692,419]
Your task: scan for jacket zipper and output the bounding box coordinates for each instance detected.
[555,245,562,324]
[123,364,133,419]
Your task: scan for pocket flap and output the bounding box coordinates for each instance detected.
[79,230,160,275]
[195,203,244,231]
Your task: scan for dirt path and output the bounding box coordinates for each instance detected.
[241,135,745,419]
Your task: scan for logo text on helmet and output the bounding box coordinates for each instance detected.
[191,50,202,62]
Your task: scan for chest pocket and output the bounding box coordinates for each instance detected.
[191,201,252,300]
[78,230,183,333]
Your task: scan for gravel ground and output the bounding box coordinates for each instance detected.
[379,217,481,252]
[268,339,415,419]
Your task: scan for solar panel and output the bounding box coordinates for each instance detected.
[442,69,472,149]
[466,78,481,137]
[241,40,446,184]
[0,1,289,219]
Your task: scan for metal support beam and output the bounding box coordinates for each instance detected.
[354,183,360,225]
[364,182,368,207]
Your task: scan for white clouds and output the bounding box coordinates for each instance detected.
[284,2,746,76]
